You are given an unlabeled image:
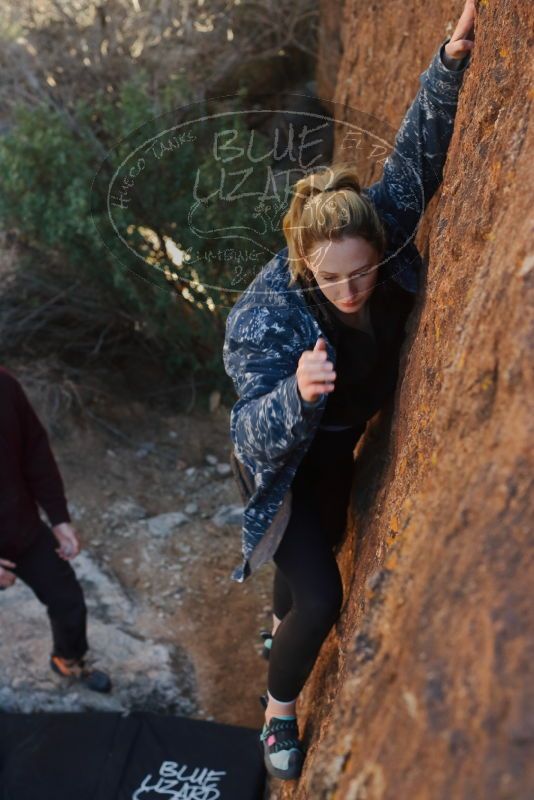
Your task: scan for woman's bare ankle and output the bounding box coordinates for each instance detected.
[265,690,297,723]
[272,612,282,636]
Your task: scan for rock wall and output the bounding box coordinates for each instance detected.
[315,0,344,108]
[277,2,533,797]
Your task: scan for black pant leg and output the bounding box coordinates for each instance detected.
[266,427,362,701]
[299,426,363,549]
[268,489,344,701]
[272,564,293,620]
[12,521,88,660]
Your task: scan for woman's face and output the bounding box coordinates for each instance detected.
[304,236,381,314]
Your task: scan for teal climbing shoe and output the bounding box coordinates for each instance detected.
[259,629,273,660]
[260,714,305,780]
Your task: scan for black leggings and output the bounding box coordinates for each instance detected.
[11,520,89,660]
[267,424,365,702]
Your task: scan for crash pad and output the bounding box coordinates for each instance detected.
[0,711,266,799]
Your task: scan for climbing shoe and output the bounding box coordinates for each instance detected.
[50,655,112,693]
[259,629,273,660]
[260,714,306,780]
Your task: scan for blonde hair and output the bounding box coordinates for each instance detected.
[282,162,387,287]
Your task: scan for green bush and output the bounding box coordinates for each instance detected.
[0,73,285,398]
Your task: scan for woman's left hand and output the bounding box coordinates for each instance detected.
[445,0,476,61]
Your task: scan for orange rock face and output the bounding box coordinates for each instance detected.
[276,2,534,797]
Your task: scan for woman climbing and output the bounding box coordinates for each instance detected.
[223,0,476,782]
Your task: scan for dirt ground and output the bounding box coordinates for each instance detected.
[0,364,276,734]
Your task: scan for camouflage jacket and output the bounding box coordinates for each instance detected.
[223,37,471,583]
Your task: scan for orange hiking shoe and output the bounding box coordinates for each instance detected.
[50,655,112,693]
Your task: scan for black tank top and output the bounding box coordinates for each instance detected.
[298,269,415,430]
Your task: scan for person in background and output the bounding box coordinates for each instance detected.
[0,365,111,693]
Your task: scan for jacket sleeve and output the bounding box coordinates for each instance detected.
[365,36,471,239]
[223,306,321,467]
[16,379,71,527]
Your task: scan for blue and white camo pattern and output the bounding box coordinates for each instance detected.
[223,37,471,583]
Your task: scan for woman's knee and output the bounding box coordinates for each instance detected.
[299,582,343,630]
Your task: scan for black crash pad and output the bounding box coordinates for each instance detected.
[0,712,266,799]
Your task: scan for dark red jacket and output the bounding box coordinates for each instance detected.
[0,366,71,559]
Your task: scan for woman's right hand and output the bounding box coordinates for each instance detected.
[0,559,17,590]
[444,0,476,61]
[297,337,336,404]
